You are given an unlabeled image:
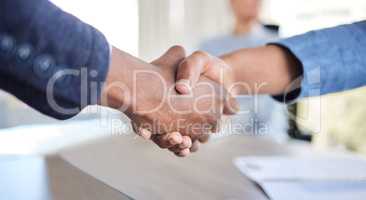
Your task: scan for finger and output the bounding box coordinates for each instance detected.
[139,128,152,140]
[175,148,190,157]
[223,92,240,115]
[179,136,193,149]
[190,140,200,153]
[151,132,183,149]
[168,145,186,154]
[151,45,186,67]
[168,136,192,153]
[132,123,151,140]
[176,51,211,94]
[167,132,184,145]
[198,134,210,143]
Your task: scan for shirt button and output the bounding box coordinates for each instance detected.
[0,34,15,54]
[33,55,55,78]
[17,44,33,61]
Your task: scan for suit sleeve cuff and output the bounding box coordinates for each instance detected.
[269,31,326,104]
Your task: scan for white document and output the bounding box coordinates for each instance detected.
[234,156,366,200]
[260,181,366,200]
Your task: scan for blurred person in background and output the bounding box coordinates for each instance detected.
[199,0,288,141]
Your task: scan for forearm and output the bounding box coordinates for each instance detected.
[101,47,155,111]
[102,46,175,118]
[221,45,302,96]
[222,21,366,101]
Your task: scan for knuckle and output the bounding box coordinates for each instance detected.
[184,59,196,68]
[180,60,196,75]
[193,50,209,58]
[171,45,184,51]
[171,45,186,56]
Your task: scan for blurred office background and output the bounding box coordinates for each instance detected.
[1,0,366,154]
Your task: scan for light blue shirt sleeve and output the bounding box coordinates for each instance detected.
[273,21,366,102]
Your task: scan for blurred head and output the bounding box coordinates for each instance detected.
[230,0,262,22]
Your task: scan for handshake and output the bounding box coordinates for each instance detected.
[101,46,241,157]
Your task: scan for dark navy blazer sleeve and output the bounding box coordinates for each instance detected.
[0,0,110,119]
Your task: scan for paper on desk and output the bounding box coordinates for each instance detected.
[234,156,366,200]
[235,156,366,181]
[261,181,366,200]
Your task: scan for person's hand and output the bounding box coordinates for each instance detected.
[175,51,236,95]
[142,46,238,156]
[151,49,217,155]
[175,46,302,97]
[172,51,237,153]
[101,46,239,157]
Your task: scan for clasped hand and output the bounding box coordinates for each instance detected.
[102,46,238,157]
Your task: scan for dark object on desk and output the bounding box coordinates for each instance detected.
[287,103,313,142]
[263,24,280,34]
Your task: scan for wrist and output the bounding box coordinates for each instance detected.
[101,47,167,117]
[220,56,238,95]
[265,44,303,94]
[101,47,136,110]
[221,45,302,95]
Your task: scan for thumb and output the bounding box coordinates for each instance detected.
[152,45,186,67]
[175,51,212,94]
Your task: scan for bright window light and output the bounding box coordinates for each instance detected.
[51,0,139,56]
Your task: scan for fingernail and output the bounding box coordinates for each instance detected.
[177,148,190,157]
[140,128,152,140]
[176,79,192,94]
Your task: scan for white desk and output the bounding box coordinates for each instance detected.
[60,135,292,200]
[0,121,312,200]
